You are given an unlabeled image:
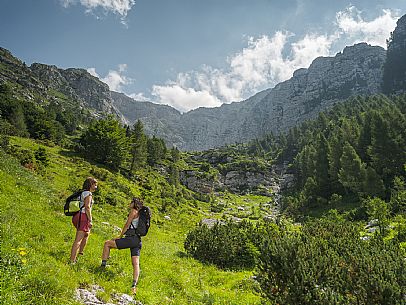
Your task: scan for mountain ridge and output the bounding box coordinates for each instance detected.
[1,13,405,151]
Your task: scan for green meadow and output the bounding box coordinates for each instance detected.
[1,137,264,305]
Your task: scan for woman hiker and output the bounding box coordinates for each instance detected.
[69,177,98,264]
[101,197,144,294]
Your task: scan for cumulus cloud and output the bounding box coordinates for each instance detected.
[86,67,99,77]
[61,0,135,23]
[152,84,221,113]
[88,64,131,91]
[152,31,335,112]
[151,7,399,112]
[129,92,150,102]
[336,6,399,48]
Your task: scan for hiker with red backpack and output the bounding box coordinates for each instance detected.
[101,197,151,294]
[69,177,98,264]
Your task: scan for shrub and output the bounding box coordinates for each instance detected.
[184,220,260,269]
[256,218,405,305]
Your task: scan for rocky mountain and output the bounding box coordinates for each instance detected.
[0,48,124,120]
[1,14,405,151]
[115,14,405,151]
[383,14,406,94]
[113,43,386,150]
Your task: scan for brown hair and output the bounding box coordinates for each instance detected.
[131,197,144,210]
[82,177,97,191]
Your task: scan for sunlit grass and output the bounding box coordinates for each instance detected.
[1,138,262,305]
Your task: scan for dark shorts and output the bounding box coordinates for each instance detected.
[115,235,142,257]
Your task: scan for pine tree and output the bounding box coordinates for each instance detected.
[328,133,344,194]
[368,112,403,186]
[80,116,127,169]
[147,136,167,166]
[338,142,366,194]
[362,166,385,198]
[314,134,331,198]
[130,120,147,171]
[171,146,180,163]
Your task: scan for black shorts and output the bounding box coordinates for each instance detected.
[115,235,142,257]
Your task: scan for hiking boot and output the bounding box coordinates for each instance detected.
[131,285,137,295]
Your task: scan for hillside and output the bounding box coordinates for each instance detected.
[0,136,268,304]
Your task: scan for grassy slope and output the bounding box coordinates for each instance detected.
[0,137,262,305]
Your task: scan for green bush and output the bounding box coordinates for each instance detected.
[256,218,405,305]
[184,220,260,269]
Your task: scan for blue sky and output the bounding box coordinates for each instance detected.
[0,0,405,112]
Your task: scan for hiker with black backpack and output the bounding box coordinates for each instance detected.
[69,177,98,264]
[101,197,151,294]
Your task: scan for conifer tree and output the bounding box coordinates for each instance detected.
[147,136,166,166]
[328,133,344,194]
[368,112,403,186]
[130,120,147,171]
[338,142,366,194]
[314,134,330,198]
[80,116,127,169]
[362,166,385,198]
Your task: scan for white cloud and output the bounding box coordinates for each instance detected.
[150,7,399,112]
[86,67,99,77]
[129,92,149,102]
[88,64,131,91]
[152,32,334,112]
[61,0,135,23]
[336,6,399,48]
[152,85,221,113]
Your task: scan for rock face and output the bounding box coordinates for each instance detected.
[2,14,405,152]
[112,43,386,151]
[383,14,406,94]
[0,49,123,119]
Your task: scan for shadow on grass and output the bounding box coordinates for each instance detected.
[175,251,190,259]
[89,265,116,280]
[49,249,66,261]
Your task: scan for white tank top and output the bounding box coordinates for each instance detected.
[79,191,93,213]
[131,217,139,229]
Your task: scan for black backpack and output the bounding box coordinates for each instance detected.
[64,190,83,216]
[135,206,151,236]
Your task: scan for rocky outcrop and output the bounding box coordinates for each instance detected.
[0,49,123,119]
[110,92,184,146]
[29,63,122,118]
[113,43,387,151]
[383,14,406,94]
[75,285,141,305]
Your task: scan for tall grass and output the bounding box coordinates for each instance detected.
[1,138,262,304]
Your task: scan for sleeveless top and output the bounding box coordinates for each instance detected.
[79,191,93,214]
[131,217,139,229]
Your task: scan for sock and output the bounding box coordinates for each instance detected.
[101,260,107,267]
[131,280,137,287]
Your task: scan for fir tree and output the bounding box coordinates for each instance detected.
[338,142,366,194]
[314,134,331,198]
[362,166,385,198]
[130,120,147,171]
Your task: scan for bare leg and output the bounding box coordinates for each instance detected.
[70,230,86,263]
[131,255,140,294]
[102,240,117,260]
[78,232,90,254]
[131,255,140,284]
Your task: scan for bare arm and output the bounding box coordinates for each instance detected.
[84,195,92,227]
[118,209,137,238]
